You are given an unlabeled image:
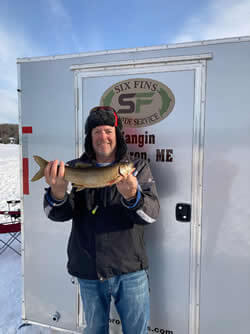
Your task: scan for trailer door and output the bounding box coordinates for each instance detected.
[73,55,208,334]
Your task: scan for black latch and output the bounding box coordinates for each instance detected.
[175,203,191,222]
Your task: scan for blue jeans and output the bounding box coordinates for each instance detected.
[78,270,150,334]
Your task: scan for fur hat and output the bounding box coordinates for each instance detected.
[84,107,127,161]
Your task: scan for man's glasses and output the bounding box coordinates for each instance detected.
[90,106,118,127]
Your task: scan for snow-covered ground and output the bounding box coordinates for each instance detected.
[0,144,52,334]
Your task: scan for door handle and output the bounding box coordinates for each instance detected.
[175,203,191,222]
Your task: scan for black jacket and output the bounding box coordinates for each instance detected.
[44,154,160,280]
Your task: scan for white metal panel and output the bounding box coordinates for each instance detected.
[16,36,249,63]
[19,59,79,331]
[69,53,212,71]
[19,38,250,334]
[199,40,250,334]
[75,59,205,333]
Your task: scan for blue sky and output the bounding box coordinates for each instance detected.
[0,0,250,123]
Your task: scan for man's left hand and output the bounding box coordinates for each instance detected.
[116,174,138,200]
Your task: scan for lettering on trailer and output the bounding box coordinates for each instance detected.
[122,131,174,163]
[129,149,173,163]
[123,131,155,148]
[100,78,175,128]
[109,318,174,334]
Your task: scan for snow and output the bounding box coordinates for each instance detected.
[0,144,53,334]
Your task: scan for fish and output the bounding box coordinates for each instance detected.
[31,155,135,190]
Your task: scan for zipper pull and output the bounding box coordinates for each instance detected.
[91,205,98,215]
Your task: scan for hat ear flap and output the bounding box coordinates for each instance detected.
[84,132,95,160]
[115,128,127,160]
[117,117,123,131]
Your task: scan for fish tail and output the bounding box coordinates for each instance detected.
[31,155,48,181]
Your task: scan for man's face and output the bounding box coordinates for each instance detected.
[91,125,117,162]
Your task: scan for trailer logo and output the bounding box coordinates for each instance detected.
[100,78,175,128]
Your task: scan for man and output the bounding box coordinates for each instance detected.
[44,106,160,334]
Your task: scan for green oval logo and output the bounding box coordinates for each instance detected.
[100,78,175,128]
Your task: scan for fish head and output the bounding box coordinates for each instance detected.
[119,162,135,177]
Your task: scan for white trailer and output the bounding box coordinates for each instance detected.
[17,36,250,334]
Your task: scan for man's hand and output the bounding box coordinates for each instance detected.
[116,173,138,200]
[44,160,68,200]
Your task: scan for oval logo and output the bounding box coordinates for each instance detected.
[100,78,175,128]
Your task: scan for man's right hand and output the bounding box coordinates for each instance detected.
[44,160,69,200]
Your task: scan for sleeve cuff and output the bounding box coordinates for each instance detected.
[121,190,141,209]
[45,188,68,207]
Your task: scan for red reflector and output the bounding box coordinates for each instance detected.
[22,126,32,134]
[23,158,29,195]
[0,223,21,233]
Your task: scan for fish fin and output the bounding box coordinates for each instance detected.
[107,180,116,185]
[31,155,48,181]
[75,186,86,191]
[118,165,128,177]
[107,176,122,185]
[72,183,86,191]
[75,162,92,168]
[119,164,135,177]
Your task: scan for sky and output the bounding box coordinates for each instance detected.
[0,0,250,124]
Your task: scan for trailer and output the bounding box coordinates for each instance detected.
[17,36,250,334]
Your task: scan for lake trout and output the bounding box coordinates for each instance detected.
[31,155,135,190]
